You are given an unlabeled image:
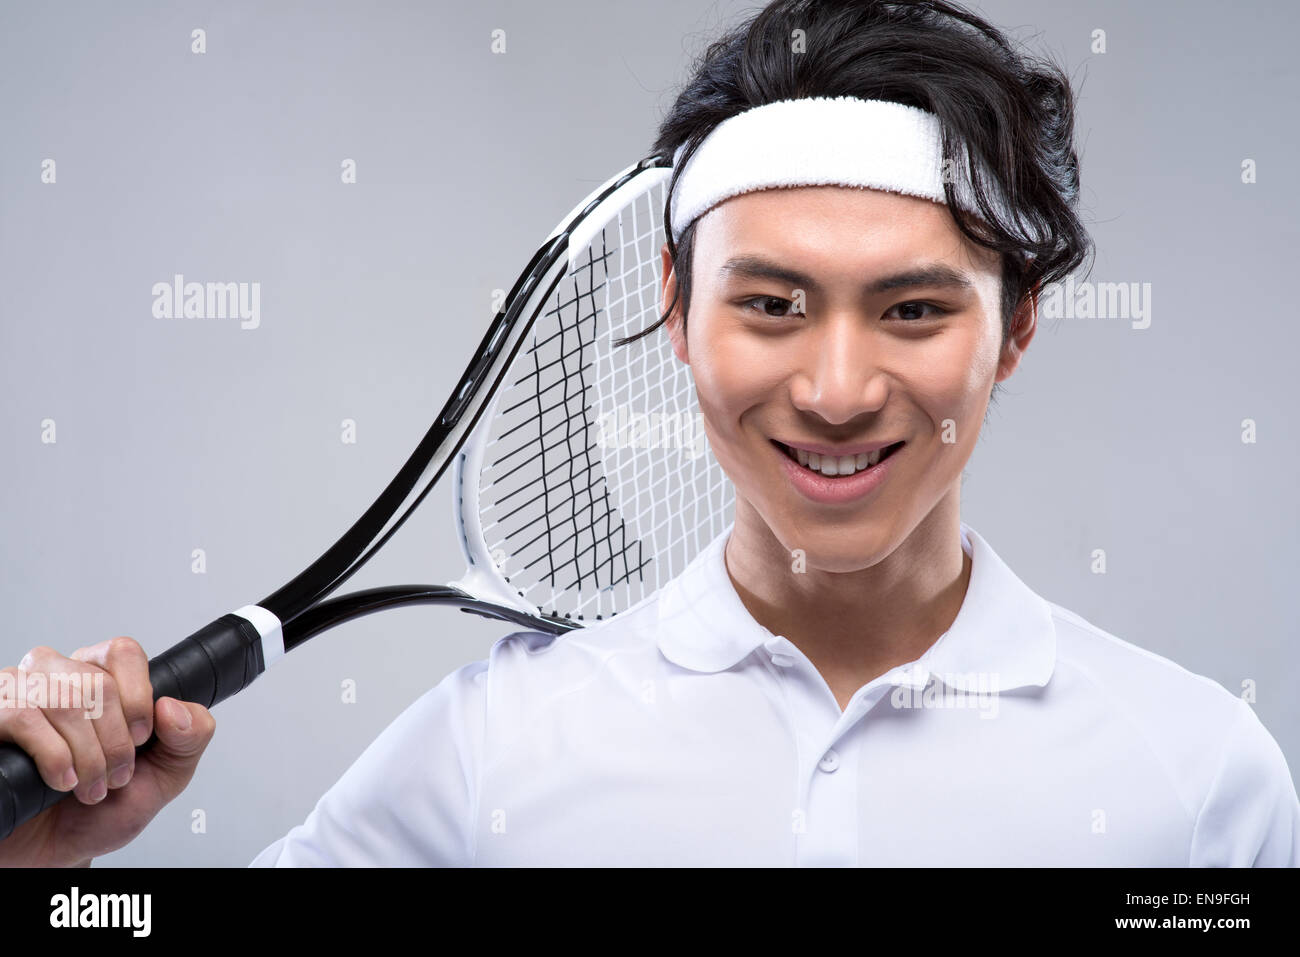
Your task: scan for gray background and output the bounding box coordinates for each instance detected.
[1,0,1295,866]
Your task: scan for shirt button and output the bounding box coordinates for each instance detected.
[818,750,840,773]
[769,653,794,668]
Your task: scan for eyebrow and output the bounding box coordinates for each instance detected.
[717,254,977,296]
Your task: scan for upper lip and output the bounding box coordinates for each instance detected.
[773,438,903,457]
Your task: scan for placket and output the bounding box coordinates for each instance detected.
[762,635,930,867]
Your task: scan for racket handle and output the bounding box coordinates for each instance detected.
[0,613,267,843]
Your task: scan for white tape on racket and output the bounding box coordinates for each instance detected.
[231,604,285,670]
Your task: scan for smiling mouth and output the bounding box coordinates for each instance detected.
[771,439,905,477]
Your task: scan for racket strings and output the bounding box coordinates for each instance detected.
[477,173,735,621]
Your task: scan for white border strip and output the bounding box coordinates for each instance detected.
[231,604,285,670]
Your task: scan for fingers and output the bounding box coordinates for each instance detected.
[19,646,114,803]
[0,640,215,869]
[0,641,144,805]
[0,666,79,793]
[72,637,153,747]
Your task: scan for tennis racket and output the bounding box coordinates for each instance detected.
[0,154,736,841]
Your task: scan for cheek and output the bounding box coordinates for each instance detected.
[688,321,783,425]
[903,328,999,435]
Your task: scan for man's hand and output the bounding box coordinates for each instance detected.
[0,637,215,867]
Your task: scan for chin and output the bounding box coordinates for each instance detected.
[770,516,897,574]
[821,536,897,574]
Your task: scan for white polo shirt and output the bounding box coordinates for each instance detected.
[249,522,1300,866]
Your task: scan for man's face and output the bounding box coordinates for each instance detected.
[661,185,1033,572]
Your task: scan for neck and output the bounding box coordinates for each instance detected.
[723,490,971,709]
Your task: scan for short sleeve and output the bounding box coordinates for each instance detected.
[248,658,488,867]
[1189,698,1300,867]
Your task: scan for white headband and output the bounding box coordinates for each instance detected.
[668,96,1013,243]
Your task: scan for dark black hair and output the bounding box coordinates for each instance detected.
[616,0,1094,389]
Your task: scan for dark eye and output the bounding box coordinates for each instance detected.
[744,296,800,319]
[890,301,947,321]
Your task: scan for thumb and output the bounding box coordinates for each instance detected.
[139,697,216,798]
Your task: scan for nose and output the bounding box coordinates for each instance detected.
[787,314,889,426]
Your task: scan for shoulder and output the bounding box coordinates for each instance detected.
[478,592,664,718]
[1047,600,1243,727]
[366,590,664,760]
[249,596,664,866]
[488,592,662,665]
[1045,598,1250,759]
[1044,600,1299,865]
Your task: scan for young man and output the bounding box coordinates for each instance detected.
[242,2,1298,866]
[3,0,1296,867]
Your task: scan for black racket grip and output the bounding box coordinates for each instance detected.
[0,613,266,843]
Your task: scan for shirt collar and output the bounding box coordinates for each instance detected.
[656,521,1057,692]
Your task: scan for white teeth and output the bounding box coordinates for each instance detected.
[784,443,893,476]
